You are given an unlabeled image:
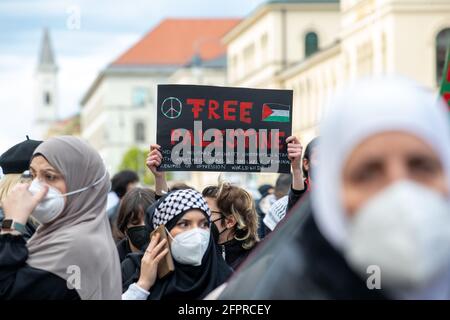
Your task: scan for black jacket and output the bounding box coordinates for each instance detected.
[116,238,132,263]
[219,196,390,299]
[217,238,253,271]
[0,234,80,300]
[287,184,308,212]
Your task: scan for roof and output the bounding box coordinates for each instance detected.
[185,54,227,68]
[223,0,339,45]
[111,18,241,67]
[38,28,57,71]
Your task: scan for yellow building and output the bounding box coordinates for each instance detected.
[224,0,450,145]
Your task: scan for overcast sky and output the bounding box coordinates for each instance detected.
[0,0,266,154]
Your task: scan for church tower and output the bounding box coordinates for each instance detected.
[34,28,58,138]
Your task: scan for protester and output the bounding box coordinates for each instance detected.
[122,188,232,299]
[202,184,259,270]
[0,137,42,240]
[286,136,319,212]
[107,170,140,227]
[114,187,156,262]
[218,76,450,299]
[261,135,313,233]
[0,136,122,299]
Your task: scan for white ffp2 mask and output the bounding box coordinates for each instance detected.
[28,171,107,225]
[345,180,450,289]
[168,227,210,266]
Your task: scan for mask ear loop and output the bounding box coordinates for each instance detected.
[47,169,108,199]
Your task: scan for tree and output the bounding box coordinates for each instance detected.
[118,146,154,185]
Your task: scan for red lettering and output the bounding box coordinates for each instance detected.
[240,102,252,124]
[187,98,205,119]
[223,100,237,121]
[208,100,220,120]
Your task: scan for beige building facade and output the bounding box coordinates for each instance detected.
[225,0,450,148]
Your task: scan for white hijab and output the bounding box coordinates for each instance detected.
[312,76,450,299]
[312,75,450,251]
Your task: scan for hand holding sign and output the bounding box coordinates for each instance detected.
[146,144,163,177]
[286,136,303,171]
[146,144,169,195]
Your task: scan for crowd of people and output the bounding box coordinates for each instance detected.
[0,75,449,300]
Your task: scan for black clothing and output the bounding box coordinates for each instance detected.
[0,138,42,174]
[217,238,253,270]
[0,234,80,300]
[219,195,390,299]
[116,238,132,263]
[0,207,38,241]
[287,183,308,212]
[121,237,232,299]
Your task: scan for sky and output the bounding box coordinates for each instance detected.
[0,0,266,154]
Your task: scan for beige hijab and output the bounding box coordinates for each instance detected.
[27,136,122,300]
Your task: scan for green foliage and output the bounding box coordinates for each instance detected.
[118,146,154,185]
[118,146,172,186]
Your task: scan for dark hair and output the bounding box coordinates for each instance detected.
[302,137,320,178]
[274,174,292,199]
[202,185,219,198]
[114,187,156,241]
[215,183,259,249]
[169,182,194,192]
[258,184,274,198]
[111,170,139,199]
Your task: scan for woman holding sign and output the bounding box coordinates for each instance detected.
[122,188,232,300]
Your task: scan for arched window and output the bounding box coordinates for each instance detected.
[305,32,319,58]
[436,28,450,85]
[134,121,146,143]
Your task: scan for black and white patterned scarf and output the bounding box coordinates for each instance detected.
[152,189,211,229]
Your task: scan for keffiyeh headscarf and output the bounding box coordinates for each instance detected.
[152,189,210,229]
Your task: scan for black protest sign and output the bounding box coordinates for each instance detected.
[156,84,293,173]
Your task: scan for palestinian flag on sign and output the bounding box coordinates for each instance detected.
[439,44,450,111]
[262,103,291,123]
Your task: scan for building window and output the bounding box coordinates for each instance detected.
[305,32,319,58]
[134,121,146,143]
[436,28,450,85]
[44,92,51,106]
[132,87,149,107]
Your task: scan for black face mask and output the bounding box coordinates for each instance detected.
[127,226,149,251]
[211,217,227,244]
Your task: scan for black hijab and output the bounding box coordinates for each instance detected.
[144,189,232,300]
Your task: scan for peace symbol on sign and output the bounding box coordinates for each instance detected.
[161,97,183,119]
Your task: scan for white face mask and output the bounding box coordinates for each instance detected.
[28,171,107,225]
[344,180,450,290]
[168,227,210,266]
